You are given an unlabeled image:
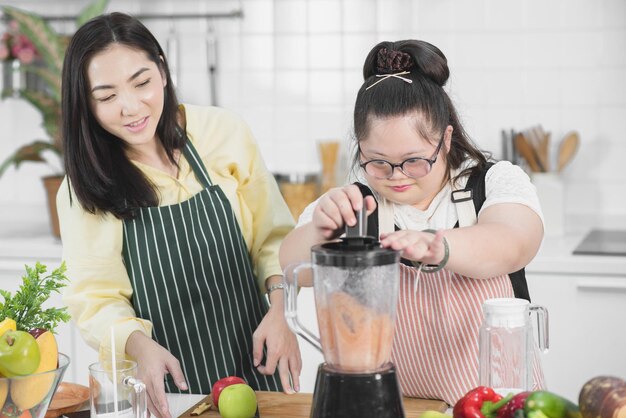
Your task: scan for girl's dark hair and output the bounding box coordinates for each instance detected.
[353,40,488,185]
[62,12,185,219]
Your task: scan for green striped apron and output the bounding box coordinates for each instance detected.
[122,141,281,394]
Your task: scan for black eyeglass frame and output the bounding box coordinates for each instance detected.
[358,136,445,180]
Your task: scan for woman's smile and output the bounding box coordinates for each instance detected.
[125,116,149,133]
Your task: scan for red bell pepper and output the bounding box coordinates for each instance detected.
[454,387,513,418]
[497,392,532,418]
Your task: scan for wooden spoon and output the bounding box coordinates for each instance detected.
[557,131,580,172]
[514,133,544,172]
[531,130,551,173]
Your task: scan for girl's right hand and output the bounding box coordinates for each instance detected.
[311,184,377,239]
[125,331,188,418]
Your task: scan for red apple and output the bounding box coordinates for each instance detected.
[28,328,47,339]
[212,376,246,407]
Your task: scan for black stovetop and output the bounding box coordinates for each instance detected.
[573,229,626,256]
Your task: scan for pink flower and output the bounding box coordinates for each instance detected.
[16,47,35,64]
[1,21,39,63]
[10,34,38,64]
[0,43,9,61]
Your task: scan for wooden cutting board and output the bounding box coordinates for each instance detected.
[178,391,447,418]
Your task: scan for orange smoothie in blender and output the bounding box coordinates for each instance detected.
[316,291,395,373]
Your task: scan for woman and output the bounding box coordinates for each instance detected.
[279,40,545,404]
[58,12,300,418]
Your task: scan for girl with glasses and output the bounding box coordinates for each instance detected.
[58,13,300,418]
[279,40,545,405]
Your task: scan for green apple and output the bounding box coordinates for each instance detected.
[212,376,246,406]
[0,330,41,377]
[218,383,257,418]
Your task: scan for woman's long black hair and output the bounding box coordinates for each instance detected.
[353,40,489,186]
[62,12,185,219]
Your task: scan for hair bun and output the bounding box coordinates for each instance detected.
[376,48,414,73]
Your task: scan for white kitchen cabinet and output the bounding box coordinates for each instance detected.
[526,234,626,403]
[527,272,626,402]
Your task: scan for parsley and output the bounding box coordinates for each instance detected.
[0,262,71,333]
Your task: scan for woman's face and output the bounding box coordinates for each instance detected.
[86,43,166,154]
[359,114,451,209]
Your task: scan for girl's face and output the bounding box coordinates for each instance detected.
[358,114,452,209]
[86,43,166,154]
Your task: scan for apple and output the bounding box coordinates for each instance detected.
[212,376,246,407]
[28,328,47,340]
[0,330,40,377]
[217,384,257,418]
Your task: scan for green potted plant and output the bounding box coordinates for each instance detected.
[0,0,108,237]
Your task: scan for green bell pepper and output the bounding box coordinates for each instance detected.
[524,391,582,418]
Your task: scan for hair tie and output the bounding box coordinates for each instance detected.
[376,48,414,73]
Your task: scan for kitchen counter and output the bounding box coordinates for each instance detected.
[0,203,61,271]
[527,232,626,276]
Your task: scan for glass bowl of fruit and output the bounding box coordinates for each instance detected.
[1,263,73,418]
[0,328,70,418]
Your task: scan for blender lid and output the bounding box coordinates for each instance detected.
[312,203,400,267]
[312,237,399,267]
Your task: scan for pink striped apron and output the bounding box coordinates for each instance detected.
[391,264,545,405]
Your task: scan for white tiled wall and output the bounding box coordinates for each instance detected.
[1,0,625,225]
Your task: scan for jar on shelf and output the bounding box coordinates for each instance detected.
[318,140,340,194]
[274,173,320,222]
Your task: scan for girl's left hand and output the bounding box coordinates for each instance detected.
[252,297,302,394]
[380,230,447,266]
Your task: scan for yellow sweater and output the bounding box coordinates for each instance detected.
[58,104,294,358]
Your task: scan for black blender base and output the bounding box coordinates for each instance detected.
[310,363,405,418]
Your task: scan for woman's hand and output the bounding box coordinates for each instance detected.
[380,230,447,265]
[252,292,302,394]
[126,331,188,418]
[312,184,377,239]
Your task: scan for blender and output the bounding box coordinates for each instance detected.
[284,207,404,418]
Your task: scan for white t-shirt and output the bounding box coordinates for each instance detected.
[296,161,544,232]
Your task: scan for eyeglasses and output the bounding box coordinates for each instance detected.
[359,137,444,180]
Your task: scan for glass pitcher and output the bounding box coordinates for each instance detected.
[89,360,147,418]
[284,231,401,374]
[478,297,549,395]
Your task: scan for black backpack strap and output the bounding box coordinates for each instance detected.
[452,162,493,227]
[452,163,530,301]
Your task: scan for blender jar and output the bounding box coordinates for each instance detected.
[284,236,400,374]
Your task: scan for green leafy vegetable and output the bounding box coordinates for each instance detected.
[0,262,71,333]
